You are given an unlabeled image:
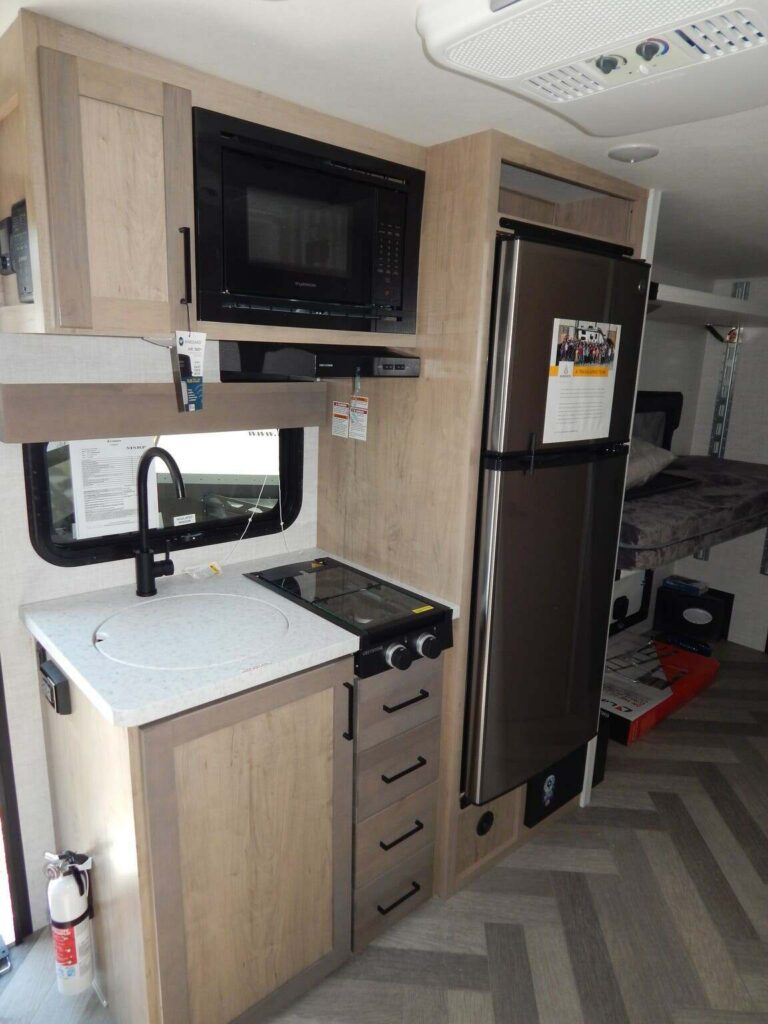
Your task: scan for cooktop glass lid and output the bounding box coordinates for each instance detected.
[252,557,434,632]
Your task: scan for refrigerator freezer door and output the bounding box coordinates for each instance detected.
[465,452,626,805]
[486,237,649,454]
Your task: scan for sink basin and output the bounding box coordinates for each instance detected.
[93,592,290,670]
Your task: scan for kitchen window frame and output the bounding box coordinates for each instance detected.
[22,429,303,568]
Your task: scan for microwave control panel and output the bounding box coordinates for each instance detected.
[373,190,406,309]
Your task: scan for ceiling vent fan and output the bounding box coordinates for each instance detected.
[416,1,768,135]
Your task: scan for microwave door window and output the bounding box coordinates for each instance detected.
[222,150,374,307]
[246,190,350,278]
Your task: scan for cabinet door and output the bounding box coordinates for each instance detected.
[37,48,193,334]
[140,659,354,1024]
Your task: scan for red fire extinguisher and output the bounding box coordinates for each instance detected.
[45,851,94,996]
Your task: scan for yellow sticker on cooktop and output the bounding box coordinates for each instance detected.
[412,605,434,614]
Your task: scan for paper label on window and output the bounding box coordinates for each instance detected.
[331,401,350,438]
[173,513,196,526]
[349,396,369,442]
[70,438,159,540]
[542,319,622,445]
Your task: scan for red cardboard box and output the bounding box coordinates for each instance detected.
[601,636,720,745]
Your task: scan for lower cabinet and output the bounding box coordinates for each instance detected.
[41,655,354,1024]
[40,651,444,1022]
[139,659,354,1024]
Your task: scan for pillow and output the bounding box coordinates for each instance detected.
[626,437,676,490]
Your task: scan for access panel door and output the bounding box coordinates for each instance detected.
[465,452,625,805]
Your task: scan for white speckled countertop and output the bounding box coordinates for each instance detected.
[21,554,357,728]
[21,548,458,729]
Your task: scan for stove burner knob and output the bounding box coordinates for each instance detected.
[385,642,413,672]
[415,633,441,660]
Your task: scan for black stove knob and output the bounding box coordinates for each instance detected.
[385,642,413,672]
[415,633,441,660]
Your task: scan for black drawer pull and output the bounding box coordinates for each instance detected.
[381,756,427,785]
[379,819,424,852]
[383,689,429,714]
[377,881,421,916]
[343,682,354,741]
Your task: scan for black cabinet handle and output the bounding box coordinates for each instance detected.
[179,227,192,306]
[343,681,354,741]
[377,881,421,916]
[379,819,424,852]
[381,756,426,785]
[382,689,429,714]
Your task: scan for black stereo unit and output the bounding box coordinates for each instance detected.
[220,342,420,382]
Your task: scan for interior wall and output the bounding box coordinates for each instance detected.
[637,320,707,455]
[0,334,319,929]
[674,280,768,650]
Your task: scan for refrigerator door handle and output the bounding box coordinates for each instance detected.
[526,432,537,476]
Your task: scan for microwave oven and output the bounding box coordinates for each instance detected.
[192,108,425,332]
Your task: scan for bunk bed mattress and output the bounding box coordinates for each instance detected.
[619,455,768,570]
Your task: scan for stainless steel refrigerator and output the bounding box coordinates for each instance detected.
[464,224,650,806]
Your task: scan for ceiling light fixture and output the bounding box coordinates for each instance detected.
[608,144,660,163]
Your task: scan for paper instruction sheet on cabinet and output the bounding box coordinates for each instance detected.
[331,401,350,438]
[542,318,621,444]
[349,396,369,442]
[69,437,159,539]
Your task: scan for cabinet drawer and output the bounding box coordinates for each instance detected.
[354,844,433,951]
[356,658,443,752]
[355,783,437,888]
[356,719,440,821]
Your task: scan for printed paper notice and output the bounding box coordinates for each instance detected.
[331,400,350,438]
[542,319,621,445]
[349,396,369,442]
[70,438,159,540]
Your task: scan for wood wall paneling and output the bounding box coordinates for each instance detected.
[37,46,93,329]
[498,187,556,225]
[0,381,327,442]
[553,194,632,246]
[454,785,525,884]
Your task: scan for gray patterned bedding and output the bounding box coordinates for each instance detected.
[618,455,768,570]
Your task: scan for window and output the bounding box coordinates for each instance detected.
[24,428,303,567]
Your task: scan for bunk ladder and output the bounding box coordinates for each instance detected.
[706,324,742,459]
[695,281,768,575]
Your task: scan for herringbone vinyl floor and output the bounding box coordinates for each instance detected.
[2,641,766,1024]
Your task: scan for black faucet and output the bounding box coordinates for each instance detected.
[135,446,186,597]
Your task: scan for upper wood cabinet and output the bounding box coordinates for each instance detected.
[36,48,194,335]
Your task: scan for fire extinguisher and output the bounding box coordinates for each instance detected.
[45,850,94,996]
